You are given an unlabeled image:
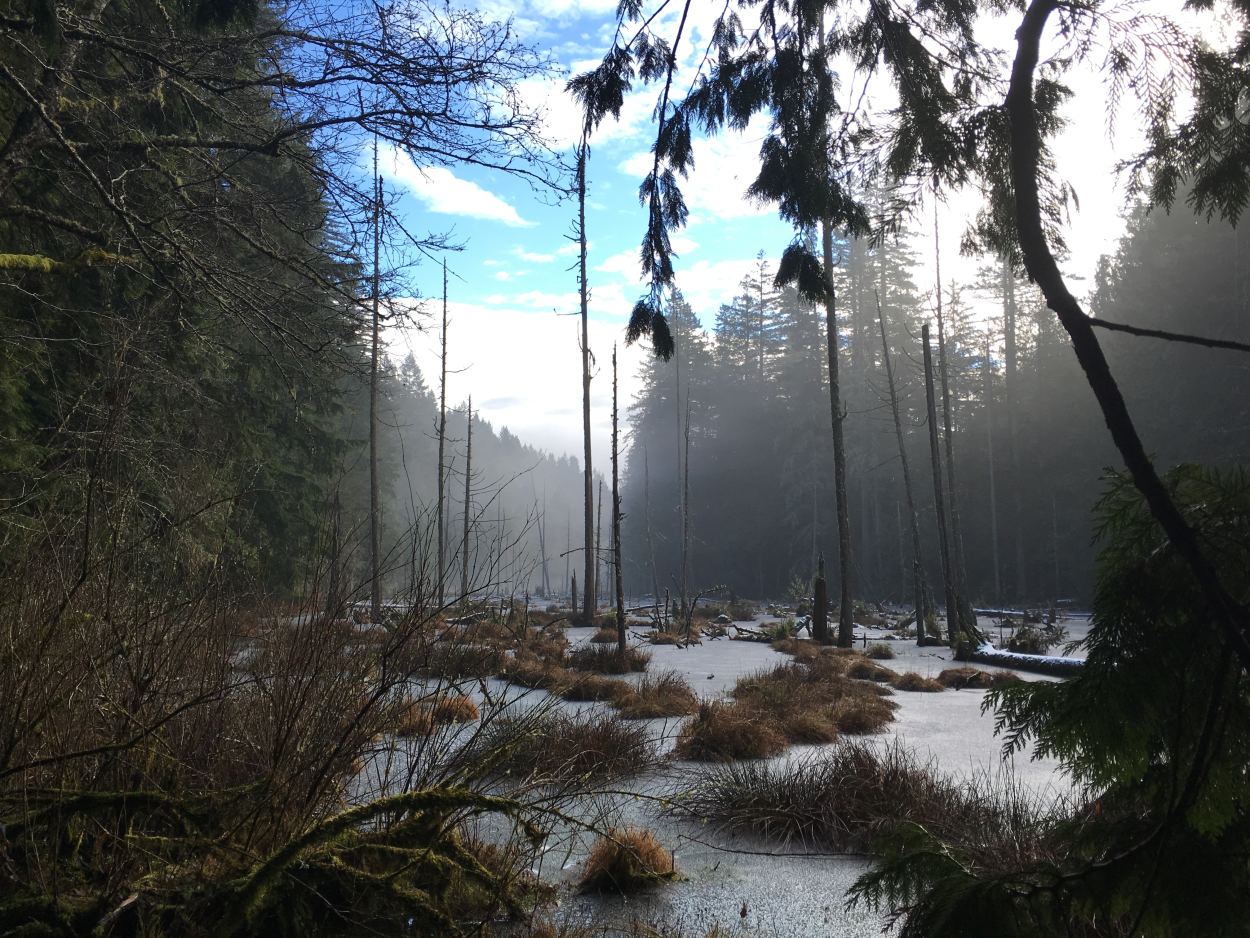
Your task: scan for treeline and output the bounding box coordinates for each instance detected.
[622,203,1249,606]
[0,0,568,602]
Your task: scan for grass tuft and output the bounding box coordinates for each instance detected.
[616,670,700,719]
[578,827,679,893]
[938,666,1021,689]
[891,671,946,692]
[866,643,896,660]
[567,644,651,674]
[464,710,657,784]
[673,701,787,761]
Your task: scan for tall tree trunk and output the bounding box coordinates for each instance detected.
[537,492,550,598]
[812,553,829,644]
[644,445,660,612]
[594,478,604,613]
[577,143,595,625]
[460,397,473,602]
[1002,256,1028,601]
[436,260,449,604]
[821,218,854,647]
[984,333,1002,604]
[612,346,626,655]
[369,146,383,624]
[680,394,692,621]
[923,324,960,647]
[326,486,341,618]
[877,294,929,645]
[936,299,971,629]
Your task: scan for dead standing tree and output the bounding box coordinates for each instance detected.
[612,346,626,655]
[877,294,930,644]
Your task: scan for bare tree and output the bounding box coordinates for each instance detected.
[576,143,595,625]
[369,146,383,623]
[923,324,960,647]
[460,397,473,603]
[877,294,929,645]
[436,260,449,603]
[612,346,626,654]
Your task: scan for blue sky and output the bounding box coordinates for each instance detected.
[379,0,1200,465]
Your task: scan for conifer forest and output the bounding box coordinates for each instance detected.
[2,0,1249,936]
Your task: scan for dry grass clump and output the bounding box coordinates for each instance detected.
[616,670,700,719]
[578,827,679,893]
[649,624,700,645]
[421,641,505,680]
[672,701,788,761]
[568,643,650,674]
[558,672,634,704]
[392,694,480,737]
[891,671,946,692]
[771,637,822,658]
[590,626,620,643]
[730,658,899,744]
[498,652,568,691]
[866,642,896,660]
[846,657,896,682]
[829,695,897,735]
[938,666,1022,689]
[673,740,1051,854]
[466,710,658,783]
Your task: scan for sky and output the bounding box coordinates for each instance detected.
[383,0,1207,468]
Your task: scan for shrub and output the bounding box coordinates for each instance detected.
[891,671,945,693]
[672,701,787,761]
[1006,622,1069,655]
[578,827,679,893]
[617,671,699,719]
[589,626,620,643]
[567,644,650,674]
[727,598,758,621]
[866,643,895,660]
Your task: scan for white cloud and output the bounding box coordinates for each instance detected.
[392,299,653,462]
[380,144,534,228]
[514,247,557,263]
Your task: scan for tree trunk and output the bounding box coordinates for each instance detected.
[936,300,972,631]
[612,346,626,655]
[812,553,829,644]
[1003,257,1028,601]
[877,295,929,645]
[821,218,854,647]
[594,477,604,614]
[368,148,383,624]
[436,259,449,605]
[577,144,595,626]
[984,333,1002,604]
[460,397,473,602]
[923,324,960,647]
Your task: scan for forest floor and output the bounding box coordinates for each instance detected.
[384,614,1084,937]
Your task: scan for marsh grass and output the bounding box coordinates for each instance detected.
[938,666,1022,689]
[891,671,946,693]
[617,671,700,719]
[673,740,1065,855]
[567,644,651,674]
[461,710,658,784]
[578,827,680,893]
